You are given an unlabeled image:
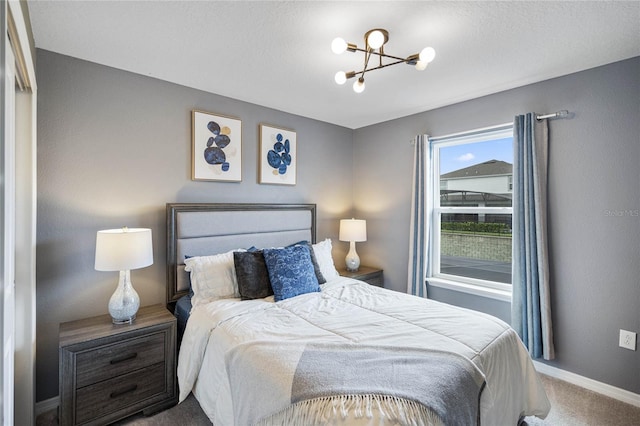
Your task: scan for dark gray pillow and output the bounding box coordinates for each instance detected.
[289,240,326,284]
[233,251,273,300]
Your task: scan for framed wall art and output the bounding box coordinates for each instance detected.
[192,110,242,181]
[259,124,297,185]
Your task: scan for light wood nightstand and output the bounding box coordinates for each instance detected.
[338,266,384,287]
[59,304,177,425]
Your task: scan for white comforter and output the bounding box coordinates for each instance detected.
[178,277,550,425]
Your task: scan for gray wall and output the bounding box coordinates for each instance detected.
[36,50,354,401]
[353,57,640,394]
[37,49,639,401]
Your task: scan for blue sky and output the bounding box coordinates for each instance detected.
[439,137,513,174]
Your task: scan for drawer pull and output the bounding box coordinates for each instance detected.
[109,352,138,365]
[110,384,138,399]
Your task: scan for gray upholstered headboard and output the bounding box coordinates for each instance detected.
[166,203,316,304]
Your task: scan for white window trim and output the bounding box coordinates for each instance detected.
[4,2,38,424]
[428,124,513,300]
[428,277,512,302]
[2,30,16,426]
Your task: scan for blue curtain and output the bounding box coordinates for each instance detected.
[407,135,430,297]
[512,114,555,360]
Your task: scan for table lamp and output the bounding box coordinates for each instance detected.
[339,218,367,272]
[95,227,153,324]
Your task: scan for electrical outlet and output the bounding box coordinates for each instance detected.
[619,329,637,351]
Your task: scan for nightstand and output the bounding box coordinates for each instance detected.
[338,266,384,287]
[59,304,177,425]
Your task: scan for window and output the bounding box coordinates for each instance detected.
[429,125,513,300]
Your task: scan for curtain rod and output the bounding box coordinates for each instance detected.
[536,110,569,121]
[425,122,512,144]
[415,109,571,143]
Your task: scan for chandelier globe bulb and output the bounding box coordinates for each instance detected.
[415,60,428,71]
[353,78,365,93]
[419,47,436,63]
[367,30,385,49]
[334,71,347,85]
[331,37,348,54]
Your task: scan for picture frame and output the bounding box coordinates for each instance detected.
[192,110,242,181]
[259,124,297,185]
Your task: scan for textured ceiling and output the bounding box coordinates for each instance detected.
[29,1,640,129]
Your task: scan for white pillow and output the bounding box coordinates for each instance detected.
[184,249,245,307]
[312,238,339,281]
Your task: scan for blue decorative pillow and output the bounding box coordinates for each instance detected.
[263,245,321,301]
[233,251,273,300]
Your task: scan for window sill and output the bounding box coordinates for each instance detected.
[427,277,512,302]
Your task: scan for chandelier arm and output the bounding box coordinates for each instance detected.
[336,29,433,91]
[350,46,408,63]
[360,48,374,79]
[373,51,409,62]
[353,59,408,76]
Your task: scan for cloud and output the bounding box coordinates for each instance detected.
[456,153,475,162]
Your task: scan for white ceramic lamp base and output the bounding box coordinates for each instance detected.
[109,270,140,324]
[345,241,361,272]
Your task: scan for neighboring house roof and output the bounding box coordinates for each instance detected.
[442,159,512,178]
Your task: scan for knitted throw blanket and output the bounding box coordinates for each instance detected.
[227,342,486,425]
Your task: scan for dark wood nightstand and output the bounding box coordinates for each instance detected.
[338,266,384,287]
[59,304,177,425]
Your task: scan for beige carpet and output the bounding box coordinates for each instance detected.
[521,374,640,426]
[37,374,640,425]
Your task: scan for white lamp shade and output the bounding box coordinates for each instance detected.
[95,228,153,271]
[339,219,367,242]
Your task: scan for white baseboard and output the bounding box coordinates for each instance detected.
[534,361,640,408]
[35,396,59,417]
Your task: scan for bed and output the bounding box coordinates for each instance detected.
[167,203,550,425]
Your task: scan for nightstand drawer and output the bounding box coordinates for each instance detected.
[75,362,166,424]
[76,332,165,388]
[365,275,383,287]
[59,305,177,425]
[338,266,384,288]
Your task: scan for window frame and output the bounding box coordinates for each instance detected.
[428,124,514,301]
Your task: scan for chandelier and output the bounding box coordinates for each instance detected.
[332,29,435,93]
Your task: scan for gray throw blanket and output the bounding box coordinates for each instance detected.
[291,344,486,426]
[227,341,486,425]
